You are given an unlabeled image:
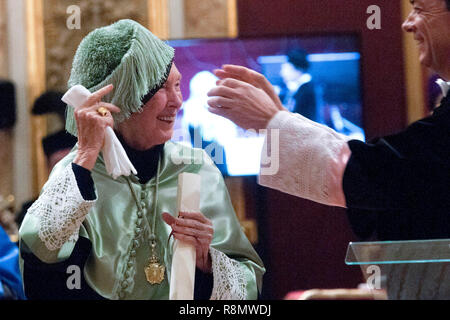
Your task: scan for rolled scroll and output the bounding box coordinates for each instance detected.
[61,85,137,179]
[169,172,201,300]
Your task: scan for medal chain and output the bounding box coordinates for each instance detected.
[126,155,164,284]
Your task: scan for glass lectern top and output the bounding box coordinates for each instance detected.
[345,239,450,265]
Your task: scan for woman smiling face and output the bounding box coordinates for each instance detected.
[117,64,183,150]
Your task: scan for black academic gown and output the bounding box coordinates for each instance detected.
[344,95,450,241]
[292,81,318,122]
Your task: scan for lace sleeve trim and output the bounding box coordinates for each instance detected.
[27,164,96,251]
[209,247,247,300]
[259,111,349,206]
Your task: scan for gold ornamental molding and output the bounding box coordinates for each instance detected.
[226,0,238,38]
[0,0,8,78]
[184,0,237,39]
[0,0,12,199]
[43,0,148,91]
[147,0,169,39]
[26,0,48,196]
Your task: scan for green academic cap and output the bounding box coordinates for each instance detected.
[65,19,174,136]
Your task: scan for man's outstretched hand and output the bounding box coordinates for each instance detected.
[207,64,287,130]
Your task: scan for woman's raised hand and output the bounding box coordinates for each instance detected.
[73,84,121,171]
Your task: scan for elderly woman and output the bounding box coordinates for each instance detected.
[18,19,264,300]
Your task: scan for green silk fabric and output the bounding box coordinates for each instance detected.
[20,141,265,299]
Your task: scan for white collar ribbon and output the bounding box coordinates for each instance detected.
[436,79,450,97]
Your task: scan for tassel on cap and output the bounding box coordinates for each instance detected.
[65,19,174,136]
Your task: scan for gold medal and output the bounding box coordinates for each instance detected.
[144,256,165,284]
[144,239,165,284]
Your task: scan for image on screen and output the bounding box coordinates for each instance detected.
[168,34,364,176]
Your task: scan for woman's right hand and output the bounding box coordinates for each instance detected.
[73,84,120,171]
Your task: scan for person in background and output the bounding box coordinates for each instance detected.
[31,91,78,174]
[279,49,318,121]
[0,225,26,299]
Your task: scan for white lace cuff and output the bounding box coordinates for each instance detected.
[259,111,350,207]
[209,247,247,300]
[27,164,96,251]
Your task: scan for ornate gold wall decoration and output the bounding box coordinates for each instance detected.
[226,0,238,38]
[26,0,48,197]
[0,0,13,199]
[0,130,12,198]
[148,0,169,39]
[43,0,149,92]
[184,0,237,38]
[0,0,8,78]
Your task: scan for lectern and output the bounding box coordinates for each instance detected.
[345,239,450,300]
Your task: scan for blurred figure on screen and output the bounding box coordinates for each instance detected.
[182,71,238,175]
[279,49,318,121]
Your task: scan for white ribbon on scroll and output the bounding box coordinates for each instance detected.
[169,172,200,300]
[61,85,137,179]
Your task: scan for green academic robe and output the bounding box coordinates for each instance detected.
[19,141,265,299]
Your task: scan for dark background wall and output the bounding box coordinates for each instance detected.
[237,0,406,299]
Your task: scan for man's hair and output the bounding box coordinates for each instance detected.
[447,0,450,10]
[287,49,310,72]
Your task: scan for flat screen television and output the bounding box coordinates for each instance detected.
[168,34,364,176]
